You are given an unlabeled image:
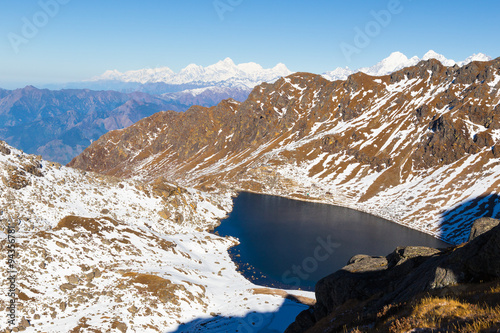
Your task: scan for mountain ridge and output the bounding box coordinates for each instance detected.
[0,87,192,164]
[69,57,500,244]
[88,57,292,89]
[323,50,492,81]
[54,51,492,95]
[0,84,255,164]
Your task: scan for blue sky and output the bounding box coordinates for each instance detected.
[1,0,499,88]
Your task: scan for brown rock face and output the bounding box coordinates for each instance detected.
[69,58,500,243]
[413,114,475,168]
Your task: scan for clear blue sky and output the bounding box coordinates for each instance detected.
[1,0,499,89]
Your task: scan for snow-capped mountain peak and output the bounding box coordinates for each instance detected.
[420,50,492,67]
[90,58,293,88]
[375,51,409,67]
[422,50,456,66]
[383,51,409,63]
[216,57,237,68]
[323,50,493,81]
[459,52,492,66]
[359,51,420,76]
[322,66,354,81]
[272,62,290,72]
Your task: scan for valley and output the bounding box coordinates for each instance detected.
[0,59,289,165]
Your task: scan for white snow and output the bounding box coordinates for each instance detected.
[359,51,420,76]
[89,58,293,89]
[489,73,500,88]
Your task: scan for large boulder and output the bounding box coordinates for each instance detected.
[468,217,500,241]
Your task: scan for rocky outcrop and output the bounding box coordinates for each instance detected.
[413,114,476,168]
[468,217,500,241]
[285,218,500,333]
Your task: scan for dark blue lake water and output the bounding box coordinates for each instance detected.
[215,192,449,291]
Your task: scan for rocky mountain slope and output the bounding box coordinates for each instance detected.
[0,141,313,332]
[70,57,500,244]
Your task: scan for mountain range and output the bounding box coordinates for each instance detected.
[41,51,492,102]
[91,57,292,88]
[0,87,194,164]
[70,56,500,245]
[0,60,293,164]
[48,58,292,96]
[87,51,492,87]
[0,85,254,164]
[2,51,492,166]
[52,51,491,94]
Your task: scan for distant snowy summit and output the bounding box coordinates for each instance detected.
[90,58,292,89]
[322,50,492,81]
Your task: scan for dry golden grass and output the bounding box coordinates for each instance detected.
[54,216,121,234]
[121,272,187,304]
[382,280,500,333]
[386,296,500,332]
[123,272,172,294]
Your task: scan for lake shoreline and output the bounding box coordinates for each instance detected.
[214,192,450,291]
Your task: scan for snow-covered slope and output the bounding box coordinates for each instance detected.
[91,58,292,89]
[323,50,492,81]
[0,142,313,332]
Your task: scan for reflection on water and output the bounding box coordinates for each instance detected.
[215,192,449,290]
